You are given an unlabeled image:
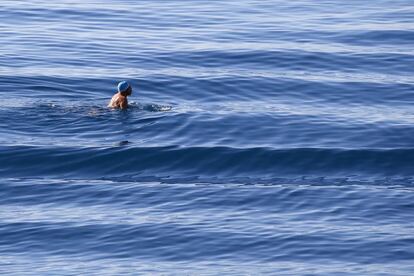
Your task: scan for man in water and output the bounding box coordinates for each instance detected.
[108,81,132,109]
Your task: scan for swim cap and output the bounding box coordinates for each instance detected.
[118,81,130,93]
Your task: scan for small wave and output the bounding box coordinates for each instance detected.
[337,30,414,46]
[2,145,414,183]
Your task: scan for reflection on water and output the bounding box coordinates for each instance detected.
[1,0,414,274]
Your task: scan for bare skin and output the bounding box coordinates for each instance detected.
[108,86,132,109]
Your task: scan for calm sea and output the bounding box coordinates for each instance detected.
[1,0,414,275]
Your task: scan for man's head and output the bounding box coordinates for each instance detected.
[118,81,132,96]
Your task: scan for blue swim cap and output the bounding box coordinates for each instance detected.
[118,81,130,93]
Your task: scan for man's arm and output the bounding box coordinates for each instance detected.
[120,98,128,109]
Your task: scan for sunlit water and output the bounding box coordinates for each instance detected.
[1,0,414,275]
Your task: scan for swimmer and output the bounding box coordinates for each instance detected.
[108,81,133,109]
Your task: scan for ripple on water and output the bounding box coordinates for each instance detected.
[1,0,414,274]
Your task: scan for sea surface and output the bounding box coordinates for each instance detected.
[1,0,414,275]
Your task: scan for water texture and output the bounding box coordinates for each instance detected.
[1,0,414,275]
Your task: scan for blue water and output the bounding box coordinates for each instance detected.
[1,0,414,274]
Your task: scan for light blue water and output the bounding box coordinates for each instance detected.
[1,0,414,274]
